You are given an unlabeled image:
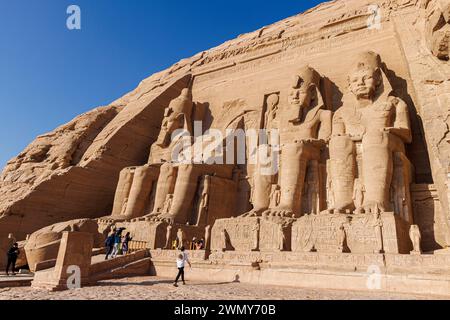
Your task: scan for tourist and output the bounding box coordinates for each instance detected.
[122,232,132,256]
[196,238,205,250]
[104,231,116,260]
[111,230,123,258]
[190,237,197,250]
[6,243,20,276]
[173,247,191,287]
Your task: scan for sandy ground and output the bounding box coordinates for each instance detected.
[0,276,447,300]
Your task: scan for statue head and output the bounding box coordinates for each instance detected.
[348,51,383,100]
[288,66,322,109]
[157,88,193,147]
[267,93,280,109]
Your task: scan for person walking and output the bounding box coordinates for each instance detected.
[104,232,116,260]
[173,247,191,287]
[6,243,20,276]
[111,230,122,258]
[122,232,132,256]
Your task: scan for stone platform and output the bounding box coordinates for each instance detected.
[211,214,412,254]
[149,250,450,296]
[0,274,33,289]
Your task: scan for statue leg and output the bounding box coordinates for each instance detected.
[124,166,159,219]
[277,142,309,217]
[362,131,394,213]
[161,164,200,224]
[111,167,135,217]
[244,149,274,217]
[329,136,356,213]
[152,163,177,214]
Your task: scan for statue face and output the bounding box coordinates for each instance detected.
[288,83,314,108]
[349,68,379,100]
[157,107,185,146]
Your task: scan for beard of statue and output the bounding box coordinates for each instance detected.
[348,67,382,101]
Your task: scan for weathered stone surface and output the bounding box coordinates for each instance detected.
[24,219,106,272]
[32,232,93,291]
[4,1,450,294]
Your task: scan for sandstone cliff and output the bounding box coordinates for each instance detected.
[1,0,450,251]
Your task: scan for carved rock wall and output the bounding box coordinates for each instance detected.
[2,0,450,249]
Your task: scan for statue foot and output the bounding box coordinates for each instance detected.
[154,214,176,225]
[262,209,294,218]
[364,202,385,214]
[329,204,355,215]
[241,208,265,218]
[142,212,162,222]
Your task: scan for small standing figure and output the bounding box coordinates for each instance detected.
[196,176,211,225]
[162,194,174,215]
[220,229,227,252]
[326,177,335,212]
[120,198,128,216]
[252,223,260,251]
[204,225,211,251]
[6,243,19,276]
[353,179,365,214]
[165,225,173,249]
[176,228,185,250]
[337,223,347,253]
[277,224,285,251]
[372,212,384,254]
[269,185,281,209]
[305,162,320,215]
[409,225,422,255]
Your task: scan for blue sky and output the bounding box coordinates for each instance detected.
[0,0,324,169]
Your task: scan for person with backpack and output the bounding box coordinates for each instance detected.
[111,228,124,258]
[104,231,116,260]
[6,243,20,276]
[173,247,191,287]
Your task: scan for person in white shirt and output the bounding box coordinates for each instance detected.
[174,247,191,287]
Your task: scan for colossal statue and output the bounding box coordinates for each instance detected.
[246,66,332,218]
[110,89,194,221]
[329,51,413,215]
[111,86,236,227]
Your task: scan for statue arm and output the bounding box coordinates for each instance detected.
[319,110,333,141]
[387,98,412,144]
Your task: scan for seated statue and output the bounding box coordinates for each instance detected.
[110,88,195,221]
[110,87,236,225]
[245,66,333,218]
[329,51,412,215]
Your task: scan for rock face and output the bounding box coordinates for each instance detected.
[3,0,450,258]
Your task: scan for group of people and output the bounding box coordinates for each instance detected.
[189,237,205,251]
[105,228,132,260]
